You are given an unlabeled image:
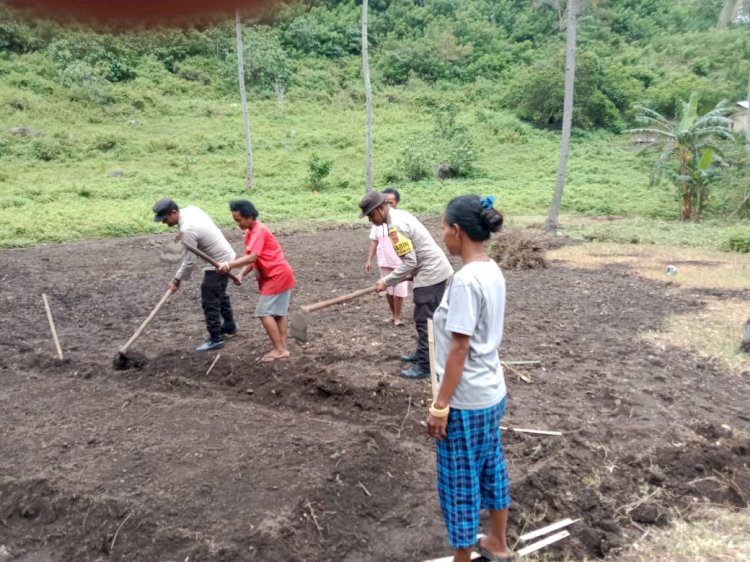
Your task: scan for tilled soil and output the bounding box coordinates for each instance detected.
[0,219,748,562]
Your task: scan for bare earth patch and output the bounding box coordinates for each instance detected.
[0,220,748,561]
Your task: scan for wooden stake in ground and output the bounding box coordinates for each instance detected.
[42,293,63,360]
[427,318,439,401]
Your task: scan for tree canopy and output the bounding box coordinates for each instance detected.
[0,0,747,131]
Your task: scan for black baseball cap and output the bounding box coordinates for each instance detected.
[152,197,178,222]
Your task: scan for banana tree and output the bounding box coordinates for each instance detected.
[628,93,734,222]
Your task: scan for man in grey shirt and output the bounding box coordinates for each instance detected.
[153,198,238,352]
[359,191,453,379]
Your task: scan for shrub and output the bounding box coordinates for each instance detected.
[173,56,217,85]
[58,61,115,106]
[47,36,136,83]
[431,104,482,178]
[378,28,473,85]
[305,153,332,190]
[282,15,320,55]
[433,134,481,178]
[507,49,622,130]
[396,145,432,181]
[92,134,121,153]
[0,16,42,53]
[727,235,750,253]
[31,133,75,161]
[482,112,531,144]
[240,27,289,90]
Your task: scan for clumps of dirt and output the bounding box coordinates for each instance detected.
[0,477,228,562]
[112,351,147,371]
[489,229,548,270]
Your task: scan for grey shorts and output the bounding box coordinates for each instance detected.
[255,289,291,317]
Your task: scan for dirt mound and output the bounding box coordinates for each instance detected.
[488,229,548,270]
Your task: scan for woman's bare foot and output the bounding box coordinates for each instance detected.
[477,537,514,561]
[261,350,290,362]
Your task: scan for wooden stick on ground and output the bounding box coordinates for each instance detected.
[520,518,579,542]
[305,499,323,537]
[517,530,570,557]
[501,360,541,366]
[109,511,133,553]
[397,393,412,439]
[357,481,372,497]
[42,293,64,360]
[500,426,563,436]
[205,353,221,376]
[504,363,532,384]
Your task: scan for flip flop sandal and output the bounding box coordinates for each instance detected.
[474,541,516,562]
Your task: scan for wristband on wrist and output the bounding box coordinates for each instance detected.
[429,401,450,418]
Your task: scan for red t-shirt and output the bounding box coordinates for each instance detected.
[244,222,295,296]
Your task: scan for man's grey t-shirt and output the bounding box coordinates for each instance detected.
[433,259,506,410]
[174,206,236,281]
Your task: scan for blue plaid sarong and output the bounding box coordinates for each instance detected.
[436,397,509,549]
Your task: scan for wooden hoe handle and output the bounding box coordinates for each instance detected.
[301,285,377,314]
[119,288,172,355]
[182,242,242,285]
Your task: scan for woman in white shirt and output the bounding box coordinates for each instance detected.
[427,194,512,562]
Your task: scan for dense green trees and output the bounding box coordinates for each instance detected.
[1,0,747,129]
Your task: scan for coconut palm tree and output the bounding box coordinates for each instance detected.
[717,0,748,29]
[542,0,577,232]
[628,93,735,222]
[235,9,253,191]
[361,0,373,193]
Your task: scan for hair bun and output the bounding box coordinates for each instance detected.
[480,208,504,233]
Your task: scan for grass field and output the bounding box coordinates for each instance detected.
[0,68,689,248]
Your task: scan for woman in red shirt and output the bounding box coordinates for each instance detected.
[218,200,296,362]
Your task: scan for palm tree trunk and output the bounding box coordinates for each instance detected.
[542,0,577,232]
[741,312,750,352]
[680,187,691,221]
[717,0,739,29]
[235,9,253,191]
[362,0,373,193]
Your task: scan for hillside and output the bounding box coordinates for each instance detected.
[0,0,748,246]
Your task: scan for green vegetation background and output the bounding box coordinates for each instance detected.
[0,0,747,248]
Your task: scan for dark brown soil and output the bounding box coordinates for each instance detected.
[1,219,749,562]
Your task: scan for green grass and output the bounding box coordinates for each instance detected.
[0,52,745,248]
[561,217,750,251]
